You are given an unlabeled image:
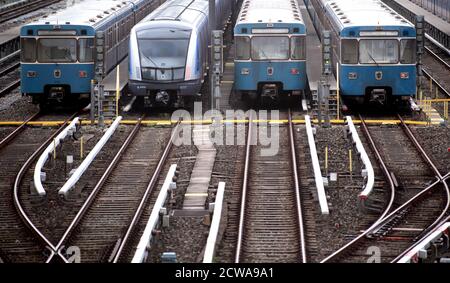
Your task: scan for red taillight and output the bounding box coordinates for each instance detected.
[290,68,299,75]
[79,71,87,78]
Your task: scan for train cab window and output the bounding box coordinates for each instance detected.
[79,38,95,63]
[251,36,289,60]
[37,38,77,63]
[341,39,358,64]
[20,38,36,62]
[291,36,305,60]
[359,39,398,64]
[400,39,416,64]
[235,36,250,60]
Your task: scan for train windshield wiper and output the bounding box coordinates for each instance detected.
[367,51,379,67]
[142,54,160,68]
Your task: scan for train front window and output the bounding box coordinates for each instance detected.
[235,36,250,60]
[291,36,305,60]
[400,39,416,64]
[138,39,189,69]
[37,38,77,63]
[79,38,95,63]
[359,39,398,64]
[341,39,358,64]
[21,38,36,62]
[251,36,289,60]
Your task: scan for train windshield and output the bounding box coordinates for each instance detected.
[138,39,189,68]
[400,39,416,64]
[37,38,77,63]
[251,36,289,60]
[21,38,36,62]
[359,39,398,64]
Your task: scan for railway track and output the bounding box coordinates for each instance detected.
[234,110,307,263]
[0,0,61,24]
[321,115,449,263]
[0,51,20,97]
[0,112,78,262]
[41,118,175,263]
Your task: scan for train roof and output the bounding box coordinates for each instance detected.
[236,0,304,25]
[322,0,414,30]
[22,0,140,27]
[139,0,208,27]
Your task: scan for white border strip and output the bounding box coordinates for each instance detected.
[203,182,226,263]
[132,164,177,263]
[305,115,329,215]
[345,116,375,200]
[33,117,80,196]
[58,116,123,198]
[397,222,450,263]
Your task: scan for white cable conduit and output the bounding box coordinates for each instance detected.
[203,182,226,263]
[132,164,177,263]
[33,117,80,196]
[305,115,329,215]
[58,116,122,198]
[345,116,375,200]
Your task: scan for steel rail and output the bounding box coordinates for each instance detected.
[320,115,398,262]
[322,115,450,262]
[13,112,79,263]
[234,111,253,263]
[111,120,181,263]
[0,79,20,97]
[0,111,40,150]
[288,110,308,263]
[425,46,450,71]
[0,62,19,78]
[45,115,145,263]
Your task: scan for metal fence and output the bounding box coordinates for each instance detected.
[410,0,450,23]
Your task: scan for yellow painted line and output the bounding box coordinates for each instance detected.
[225,62,234,67]
[184,193,209,197]
[0,119,435,127]
[222,80,234,84]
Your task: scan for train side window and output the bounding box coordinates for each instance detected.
[341,39,358,64]
[21,38,36,62]
[291,36,305,60]
[235,36,250,60]
[400,39,416,64]
[79,38,95,63]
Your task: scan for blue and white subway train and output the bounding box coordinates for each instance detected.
[310,0,417,104]
[234,0,307,100]
[128,0,232,106]
[20,0,164,108]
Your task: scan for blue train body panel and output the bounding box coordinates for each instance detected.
[233,0,307,95]
[234,61,307,91]
[340,65,416,96]
[21,63,94,94]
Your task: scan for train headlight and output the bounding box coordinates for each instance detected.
[348,72,357,80]
[400,72,409,79]
[241,68,250,75]
[290,68,299,75]
[79,71,88,78]
[27,71,37,78]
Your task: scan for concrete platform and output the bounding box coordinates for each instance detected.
[300,0,337,94]
[101,57,129,93]
[392,0,450,35]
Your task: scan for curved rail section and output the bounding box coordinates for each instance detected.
[305,115,329,215]
[33,117,80,196]
[396,222,450,263]
[45,116,144,262]
[59,116,122,198]
[13,112,79,263]
[203,182,226,263]
[321,115,450,262]
[132,164,178,263]
[344,116,375,201]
